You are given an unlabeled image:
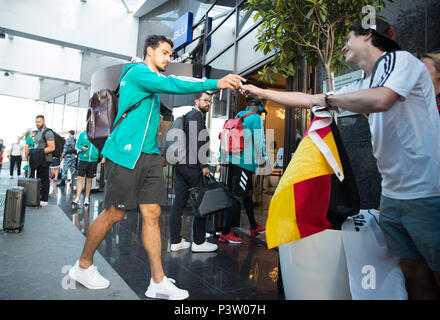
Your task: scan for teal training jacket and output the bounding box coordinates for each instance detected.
[102,63,218,169]
[76,130,100,162]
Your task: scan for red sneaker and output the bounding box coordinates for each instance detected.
[219,232,243,244]
[250,224,266,237]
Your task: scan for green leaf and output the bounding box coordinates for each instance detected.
[305,7,314,19]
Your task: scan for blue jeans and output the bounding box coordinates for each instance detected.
[379,195,440,271]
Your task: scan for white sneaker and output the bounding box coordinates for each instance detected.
[170,238,191,252]
[145,276,189,300]
[72,197,80,205]
[40,201,48,207]
[84,198,90,206]
[191,241,218,253]
[68,260,110,290]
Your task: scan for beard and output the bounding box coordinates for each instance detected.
[200,106,209,114]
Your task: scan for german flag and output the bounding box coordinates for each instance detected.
[266,108,359,249]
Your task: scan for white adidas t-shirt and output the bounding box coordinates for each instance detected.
[335,51,440,200]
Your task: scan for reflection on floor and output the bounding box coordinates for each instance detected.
[50,176,284,300]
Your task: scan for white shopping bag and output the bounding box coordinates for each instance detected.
[279,230,352,300]
[342,209,407,300]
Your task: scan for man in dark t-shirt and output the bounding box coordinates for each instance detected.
[34,115,55,206]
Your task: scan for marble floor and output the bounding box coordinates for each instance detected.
[35,170,285,300]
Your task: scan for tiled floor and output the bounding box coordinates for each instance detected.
[0,165,284,300]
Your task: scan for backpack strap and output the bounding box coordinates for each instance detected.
[112,64,146,129]
[113,97,147,129]
[236,111,256,119]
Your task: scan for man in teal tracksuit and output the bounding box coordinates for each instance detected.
[72,130,100,206]
[68,35,245,299]
[219,99,271,244]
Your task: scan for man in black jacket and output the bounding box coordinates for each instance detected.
[169,92,218,253]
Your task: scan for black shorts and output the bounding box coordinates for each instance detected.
[231,164,253,197]
[77,161,98,178]
[103,153,167,211]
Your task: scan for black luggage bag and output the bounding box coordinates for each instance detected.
[3,186,26,233]
[18,177,41,207]
[188,175,232,218]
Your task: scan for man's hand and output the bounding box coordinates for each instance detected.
[217,74,247,90]
[201,167,210,177]
[311,93,327,108]
[242,84,264,99]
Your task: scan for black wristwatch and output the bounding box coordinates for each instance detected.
[324,93,333,108]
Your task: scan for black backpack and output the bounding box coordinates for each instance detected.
[46,129,65,158]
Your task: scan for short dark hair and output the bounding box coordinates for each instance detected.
[36,115,45,119]
[348,27,389,52]
[69,130,75,136]
[143,35,174,59]
[195,92,211,100]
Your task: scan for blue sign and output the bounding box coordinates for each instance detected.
[173,12,193,51]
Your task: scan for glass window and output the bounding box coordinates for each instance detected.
[208,5,235,31]
[193,1,215,22]
[52,103,64,133]
[62,105,80,135]
[75,108,88,134]
[238,2,261,36]
[236,26,273,73]
[206,44,234,74]
[205,10,236,62]
[180,19,207,61]
[211,90,228,119]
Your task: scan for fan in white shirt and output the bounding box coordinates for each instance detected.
[242,18,440,300]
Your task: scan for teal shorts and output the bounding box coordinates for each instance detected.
[379,195,440,271]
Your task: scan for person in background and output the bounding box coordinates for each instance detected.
[0,138,4,172]
[8,136,23,179]
[421,52,440,114]
[72,130,100,206]
[169,91,218,253]
[24,130,37,177]
[49,156,61,187]
[58,130,77,187]
[34,115,56,206]
[0,138,4,155]
[219,99,270,244]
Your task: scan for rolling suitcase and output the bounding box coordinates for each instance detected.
[3,186,26,233]
[206,211,225,236]
[18,177,41,207]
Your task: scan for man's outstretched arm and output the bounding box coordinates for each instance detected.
[242,84,399,114]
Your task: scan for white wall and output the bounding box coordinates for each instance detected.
[0,36,82,82]
[0,0,139,58]
[0,73,40,100]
